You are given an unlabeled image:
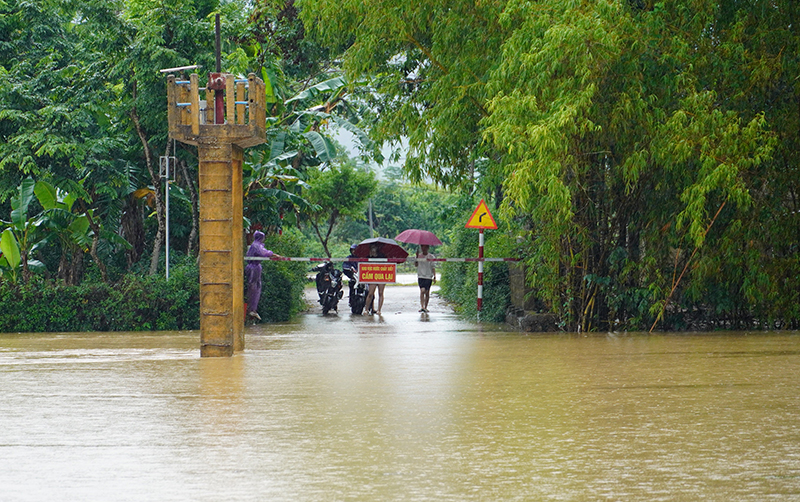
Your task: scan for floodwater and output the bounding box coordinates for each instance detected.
[1,285,799,501]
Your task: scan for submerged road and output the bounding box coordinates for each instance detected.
[245,276,497,341]
[2,281,800,501]
[302,276,448,316]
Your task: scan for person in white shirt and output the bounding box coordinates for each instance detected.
[415,244,436,313]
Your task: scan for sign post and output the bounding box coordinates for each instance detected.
[465,199,498,317]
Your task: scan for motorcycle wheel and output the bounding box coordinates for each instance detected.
[351,295,365,315]
[323,295,340,315]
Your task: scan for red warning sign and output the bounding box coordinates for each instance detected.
[358,263,396,284]
[465,199,497,229]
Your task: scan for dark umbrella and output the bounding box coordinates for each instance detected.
[394,229,443,246]
[353,237,409,260]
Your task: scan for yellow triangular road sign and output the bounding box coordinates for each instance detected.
[465,199,497,229]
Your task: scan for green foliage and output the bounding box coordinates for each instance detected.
[0,178,49,282]
[244,0,342,80]
[303,162,378,256]
[306,163,377,217]
[300,0,506,189]
[244,150,317,233]
[0,229,21,280]
[438,195,514,323]
[2,0,798,331]
[478,0,792,330]
[0,259,200,332]
[0,0,130,200]
[368,181,454,242]
[302,0,800,330]
[438,234,512,323]
[241,59,384,241]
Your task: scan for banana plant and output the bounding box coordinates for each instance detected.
[243,148,319,232]
[0,178,47,282]
[284,76,384,166]
[0,228,22,281]
[242,75,380,233]
[35,178,129,285]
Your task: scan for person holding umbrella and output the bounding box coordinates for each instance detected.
[394,229,443,314]
[415,244,436,313]
[352,237,409,316]
[363,243,385,315]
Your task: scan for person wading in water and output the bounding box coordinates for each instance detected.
[244,230,281,321]
[415,244,436,313]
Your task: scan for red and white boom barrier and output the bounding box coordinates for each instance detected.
[244,256,519,262]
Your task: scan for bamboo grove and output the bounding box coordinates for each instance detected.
[299,0,800,330]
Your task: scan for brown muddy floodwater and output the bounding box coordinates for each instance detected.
[1,285,799,501]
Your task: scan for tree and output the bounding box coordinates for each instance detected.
[111,0,234,274]
[244,0,340,80]
[0,0,385,283]
[304,163,377,257]
[300,0,507,190]
[482,1,781,330]
[243,150,316,234]
[367,181,452,243]
[0,0,129,202]
[301,0,800,330]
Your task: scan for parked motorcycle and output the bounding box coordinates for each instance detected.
[312,262,343,315]
[342,263,367,315]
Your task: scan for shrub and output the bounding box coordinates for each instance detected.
[0,260,201,333]
[0,231,310,332]
[439,223,514,323]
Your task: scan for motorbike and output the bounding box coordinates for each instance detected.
[342,263,367,315]
[312,262,344,315]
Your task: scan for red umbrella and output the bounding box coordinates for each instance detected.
[394,229,443,246]
[353,237,409,260]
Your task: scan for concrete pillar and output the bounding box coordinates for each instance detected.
[198,141,245,357]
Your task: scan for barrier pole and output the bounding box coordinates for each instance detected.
[245,257,519,262]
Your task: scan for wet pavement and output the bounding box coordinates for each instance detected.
[302,279,447,316]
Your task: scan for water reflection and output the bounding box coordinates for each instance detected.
[1,315,799,500]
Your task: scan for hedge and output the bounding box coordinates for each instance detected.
[0,231,307,332]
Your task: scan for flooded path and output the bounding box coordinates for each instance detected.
[1,285,800,500]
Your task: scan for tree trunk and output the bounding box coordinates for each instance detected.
[57,252,70,284]
[21,254,31,283]
[58,248,84,286]
[71,249,84,285]
[311,221,332,258]
[80,201,109,283]
[121,195,145,268]
[179,158,199,257]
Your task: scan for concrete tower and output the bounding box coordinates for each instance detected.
[166,72,267,356]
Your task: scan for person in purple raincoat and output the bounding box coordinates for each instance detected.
[245,231,281,321]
